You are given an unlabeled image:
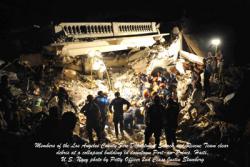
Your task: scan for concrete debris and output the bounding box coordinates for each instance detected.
[62,68,78,80]
[0,36,246,167]
[179,50,204,65]
[176,70,192,106]
[223,92,236,105]
[0,71,19,83]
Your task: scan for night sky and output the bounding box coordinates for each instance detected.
[0,0,249,64]
[0,0,248,25]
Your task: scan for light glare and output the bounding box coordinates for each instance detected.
[211,39,221,46]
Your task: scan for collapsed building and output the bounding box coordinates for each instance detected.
[1,22,249,166]
[20,22,242,140]
[37,22,204,103]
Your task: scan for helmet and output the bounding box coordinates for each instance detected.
[143,89,150,98]
[151,91,157,97]
[159,83,166,88]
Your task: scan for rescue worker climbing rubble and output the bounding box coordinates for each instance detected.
[47,86,78,115]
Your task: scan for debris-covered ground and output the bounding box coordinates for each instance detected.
[1,38,250,167]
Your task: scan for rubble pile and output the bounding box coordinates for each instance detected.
[112,69,140,101]
[117,42,245,146]
[176,71,192,107]
[0,38,245,140]
[0,35,248,167]
[111,39,181,101]
[56,78,112,107]
[176,66,244,144]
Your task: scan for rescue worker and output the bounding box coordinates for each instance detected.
[134,107,144,125]
[156,71,166,84]
[216,49,224,97]
[142,89,151,109]
[94,91,109,133]
[216,49,224,82]
[109,92,130,139]
[210,54,217,82]
[139,73,148,96]
[32,86,45,113]
[158,83,171,106]
[164,97,180,147]
[81,95,102,143]
[47,86,78,115]
[203,58,212,98]
[123,109,134,133]
[144,95,165,149]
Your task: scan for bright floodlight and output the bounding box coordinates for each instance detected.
[211,39,221,46]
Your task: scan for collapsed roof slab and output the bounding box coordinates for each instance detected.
[51,34,169,57]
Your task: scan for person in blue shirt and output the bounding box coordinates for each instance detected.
[94,91,109,133]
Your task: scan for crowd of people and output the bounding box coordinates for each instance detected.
[0,49,225,151]
[0,71,181,151]
[136,70,180,149]
[204,48,224,97]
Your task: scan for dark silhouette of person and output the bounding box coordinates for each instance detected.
[164,97,180,147]
[58,111,86,144]
[203,58,212,98]
[94,91,109,133]
[215,49,224,82]
[144,95,164,149]
[0,75,17,130]
[81,95,102,143]
[47,86,78,115]
[109,92,130,139]
[33,112,80,167]
[36,106,60,142]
